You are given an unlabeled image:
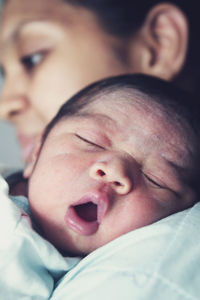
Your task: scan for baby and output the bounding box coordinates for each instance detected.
[1,74,200,298]
[25,73,200,256]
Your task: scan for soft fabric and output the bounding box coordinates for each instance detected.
[1,174,200,299]
[51,202,200,300]
[0,175,80,300]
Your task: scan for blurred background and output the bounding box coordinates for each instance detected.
[0,2,23,171]
[0,78,23,170]
[0,120,23,169]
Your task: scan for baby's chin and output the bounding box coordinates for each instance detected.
[47,231,105,257]
[56,238,98,257]
[54,231,123,257]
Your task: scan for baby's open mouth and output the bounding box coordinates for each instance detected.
[74,202,97,222]
[64,193,109,235]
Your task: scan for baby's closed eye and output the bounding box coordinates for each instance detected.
[142,170,181,201]
[75,134,105,150]
[142,172,167,189]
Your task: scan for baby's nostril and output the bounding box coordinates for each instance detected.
[97,169,105,176]
[114,181,122,186]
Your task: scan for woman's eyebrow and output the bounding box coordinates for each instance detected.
[17,20,44,37]
[0,20,34,52]
[3,19,48,44]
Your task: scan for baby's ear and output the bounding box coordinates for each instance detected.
[23,134,44,179]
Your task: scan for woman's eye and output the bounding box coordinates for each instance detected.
[75,134,104,150]
[0,66,5,91]
[0,66,5,79]
[21,52,45,71]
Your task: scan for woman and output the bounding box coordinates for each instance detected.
[1,2,200,298]
[0,0,198,166]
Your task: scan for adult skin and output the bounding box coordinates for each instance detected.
[0,0,194,165]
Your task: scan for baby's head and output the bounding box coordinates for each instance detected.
[25,74,200,256]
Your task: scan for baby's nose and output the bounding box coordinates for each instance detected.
[89,156,133,195]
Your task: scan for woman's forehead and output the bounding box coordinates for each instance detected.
[0,0,94,41]
[2,0,64,17]
[0,0,55,41]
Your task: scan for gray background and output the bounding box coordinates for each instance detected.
[0,3,23,172]
[0,76,24,171]
[0,120,24,170]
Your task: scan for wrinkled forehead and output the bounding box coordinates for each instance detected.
[77,88,196,158]
[79,87,181,129]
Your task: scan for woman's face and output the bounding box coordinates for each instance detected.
[0,0,134,163]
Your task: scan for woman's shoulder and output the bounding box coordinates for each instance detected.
[5,170,28,196]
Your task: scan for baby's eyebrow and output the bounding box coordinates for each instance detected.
[75,112,115,125]
[72,112,117,137]
[165,158,195,187]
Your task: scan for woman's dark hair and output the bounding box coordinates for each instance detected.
[1,0,199,93]
[65,1,186,37]
[66,0,200,96]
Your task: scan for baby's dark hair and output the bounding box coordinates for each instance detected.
[44,74,200,139]
[42,74,200,199]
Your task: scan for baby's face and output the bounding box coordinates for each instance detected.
[27,91,196,255]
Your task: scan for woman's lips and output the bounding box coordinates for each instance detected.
[64,193,109,235]
[17,133,37,163]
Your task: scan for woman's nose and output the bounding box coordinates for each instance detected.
[0,75,29,122]
[89,156,133,195]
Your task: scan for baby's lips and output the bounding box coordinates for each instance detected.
[65,207,99,235]
[76,192,109,223]
[96,193,109,223]
[64,192,109,236]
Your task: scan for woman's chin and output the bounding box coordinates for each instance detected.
[17,134,37,164]
[22,143,35,164]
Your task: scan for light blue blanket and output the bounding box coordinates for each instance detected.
[1,175,200,299]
